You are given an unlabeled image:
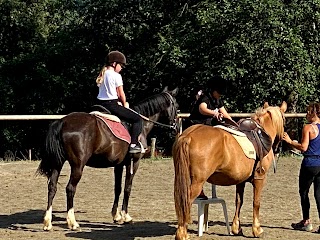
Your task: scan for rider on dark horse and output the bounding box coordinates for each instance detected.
[96,51,142,154]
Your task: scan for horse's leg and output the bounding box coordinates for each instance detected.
[190,181,204,202]
[252,179,265,237]
[43,169,61,231]
[120,158,140,223]
[112,164,124,223]
[232,182,246,236]
[66,166,84,230]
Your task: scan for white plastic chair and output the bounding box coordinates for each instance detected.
[193,184,231,236]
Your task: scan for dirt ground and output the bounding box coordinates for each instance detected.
[0,156,319,240]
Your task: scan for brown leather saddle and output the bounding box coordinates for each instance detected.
[237,118,272,161]
[218,118,272,161]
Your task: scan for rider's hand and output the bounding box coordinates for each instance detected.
[217,113,223,121]
[213,110,223,121]
[124,102,129,108]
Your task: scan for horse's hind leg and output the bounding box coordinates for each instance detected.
[231,182,245,236]
[43,169,61,231]
[66,166,84,230]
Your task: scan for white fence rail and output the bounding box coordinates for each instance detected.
[0,113,306,120]
[0,115,65,120]
[0,113,306,137]
[0,113,306,159]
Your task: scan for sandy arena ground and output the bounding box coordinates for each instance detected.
[0,156,319,240]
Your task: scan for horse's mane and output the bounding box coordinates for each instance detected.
[133,92,172,117]
[253,106,285,139]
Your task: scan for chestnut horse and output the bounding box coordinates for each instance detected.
[37,88,178,231]
[173,102,287,239]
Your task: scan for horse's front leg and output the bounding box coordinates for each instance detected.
[66,167,83,230]
[120,158,140,223]
[232,182,246,236]
[112,164,124,223]
[252,179,265,237]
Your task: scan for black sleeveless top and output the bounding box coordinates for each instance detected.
[188,93,224,125]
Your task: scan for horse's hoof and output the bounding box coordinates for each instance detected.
[123,220,133,224]
[114,219,124,224]
[68,223,81,231]
[232,228,244,236]
[43,226,53,231]
[71,227,82,232]
[254,231,265,238]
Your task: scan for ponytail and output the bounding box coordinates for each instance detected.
[96,67,106,87]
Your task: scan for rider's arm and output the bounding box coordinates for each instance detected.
[116,85,127,107]
[199,102,219,118]
[219,106,232,120]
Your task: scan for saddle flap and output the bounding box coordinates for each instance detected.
[93,114,131,144]
[238,119,272,160]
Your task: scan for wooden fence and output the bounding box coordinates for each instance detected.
[0,112,306,139]
[0,112,306,120]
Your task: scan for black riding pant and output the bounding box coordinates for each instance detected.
[298,165,320,219]
[98,100,143,145]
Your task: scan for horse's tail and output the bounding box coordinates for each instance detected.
[37,119,66,178]
[173,135,192,225]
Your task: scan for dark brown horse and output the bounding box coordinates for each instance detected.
[37,88,178,231]
[173,102,287,239]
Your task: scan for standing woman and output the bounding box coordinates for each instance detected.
[96,51,142,154]
[283,102,320,233]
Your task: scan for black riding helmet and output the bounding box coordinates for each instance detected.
[106,51,126,65]
[208,75,227,95]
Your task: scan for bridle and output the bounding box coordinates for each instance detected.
[163,91,178,130]
[129,92,178,132]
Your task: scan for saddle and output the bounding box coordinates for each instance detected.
[91,104,146,152]
[92,105,112,114]
[237,118,272,161]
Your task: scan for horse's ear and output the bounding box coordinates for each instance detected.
[280,101,287,113]
[171,87,179,97]
[162,86,169,92]
[263,102,269,108]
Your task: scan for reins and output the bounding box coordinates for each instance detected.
[127,107,176,130]
[128,91,178,130]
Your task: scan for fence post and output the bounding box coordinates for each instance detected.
[150,138,156,158]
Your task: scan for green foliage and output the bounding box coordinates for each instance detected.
[1,0,320,156]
